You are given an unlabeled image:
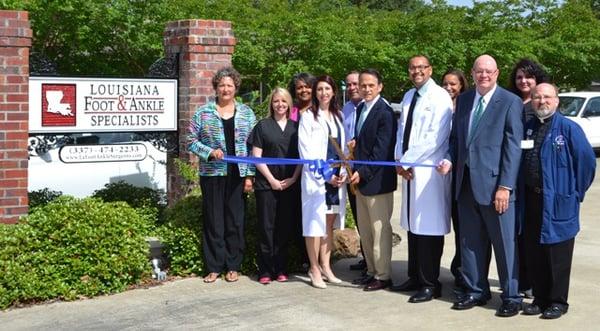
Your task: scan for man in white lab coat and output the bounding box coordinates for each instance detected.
[390,55,453,303]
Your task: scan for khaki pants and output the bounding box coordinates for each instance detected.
[355,190,394,281]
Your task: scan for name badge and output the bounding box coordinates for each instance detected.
[521,140,534,149]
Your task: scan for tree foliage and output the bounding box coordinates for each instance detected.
[2,0,599,99]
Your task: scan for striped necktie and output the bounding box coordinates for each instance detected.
[469,97,485,143]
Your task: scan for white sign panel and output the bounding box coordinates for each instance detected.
[29,77,177,133]
[59,144,148,163]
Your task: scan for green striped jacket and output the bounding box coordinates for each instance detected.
[188,101,256,176]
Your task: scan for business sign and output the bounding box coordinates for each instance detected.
[29,77,177,133]
[59,143,148,163]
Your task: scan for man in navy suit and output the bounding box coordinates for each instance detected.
[438,55,524,317]
[349,68,398,291]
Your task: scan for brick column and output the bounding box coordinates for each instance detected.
[163,19,236,204]
[0,10,32,224]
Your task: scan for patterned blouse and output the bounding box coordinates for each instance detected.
[188,101,256,177]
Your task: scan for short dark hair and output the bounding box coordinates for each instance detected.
[508,59,550,98]
[288,72,316,103]
[211,66,241,91]
[409,55,431,67]
[442,68,469,94]
[359,68,382,84]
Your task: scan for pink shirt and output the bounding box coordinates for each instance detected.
[290,106,299,122]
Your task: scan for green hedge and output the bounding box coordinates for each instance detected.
[0,196,152,309]
[156,192,305,277]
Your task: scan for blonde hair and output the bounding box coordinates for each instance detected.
[267,87,293,118]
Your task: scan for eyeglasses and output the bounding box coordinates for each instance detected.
[473,69,497,76]
[408,65,431,72]
[532,95,557,101]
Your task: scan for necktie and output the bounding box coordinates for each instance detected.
[468,96,485,143]
[402,91,420,153]
[356,104,368,135]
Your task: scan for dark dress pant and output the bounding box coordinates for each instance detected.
[524,187,574,310]
[200,173,245,273]
[451,171,492,285]
[255,187,297,277]
[407,231,444,288]
[457,170,521,303]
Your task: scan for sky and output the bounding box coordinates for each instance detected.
[443,0,473,7]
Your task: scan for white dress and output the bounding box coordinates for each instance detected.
[298,109,347,237]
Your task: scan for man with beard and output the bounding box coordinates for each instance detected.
[520,83,595,319]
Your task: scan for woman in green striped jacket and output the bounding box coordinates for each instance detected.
[188,66,256,284]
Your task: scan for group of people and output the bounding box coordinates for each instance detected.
[187,54,596,320]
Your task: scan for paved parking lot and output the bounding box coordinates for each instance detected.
[1,159,599,330]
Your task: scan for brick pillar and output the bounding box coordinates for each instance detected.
[163,19,236,204]
[0,10,32,224]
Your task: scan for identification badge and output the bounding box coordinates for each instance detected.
[521,140,534,149]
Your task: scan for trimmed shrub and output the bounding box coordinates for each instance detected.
[155,194,203,276]
[28,188,63,209]
[156,191,305,277]
[0,196,152,309]
[92,181,166,224]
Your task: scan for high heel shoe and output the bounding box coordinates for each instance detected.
[308,271,327,289]
[321,272,342,284]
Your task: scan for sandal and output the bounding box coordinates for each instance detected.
[225,271,239,282]
[203,272,219,283]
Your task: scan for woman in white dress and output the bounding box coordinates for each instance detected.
[298,75,347,289]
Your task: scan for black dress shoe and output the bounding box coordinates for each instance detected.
[541,304,568,319]
[408,286,442,303]
[496,301,521,317]
[522,303,542,315]
[349,259,367,271]
[451,295,487,310]
[389,279,420,292]
[363,279,391,291]
[352,274,374,285]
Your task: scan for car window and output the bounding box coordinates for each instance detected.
[558,97,585,117]
[582,97,600,118]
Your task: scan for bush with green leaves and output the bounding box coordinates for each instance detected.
[156,190,305,277]
[92,181,166,223]
[0,196,152,309]
[28,188,63,209]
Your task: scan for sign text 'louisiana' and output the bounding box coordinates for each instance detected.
[29,77,178,133]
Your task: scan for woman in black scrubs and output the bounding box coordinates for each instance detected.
[250,87,302,284]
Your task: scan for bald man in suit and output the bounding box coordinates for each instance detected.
[439,55,523,317]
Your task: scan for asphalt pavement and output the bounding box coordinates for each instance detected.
[1,159,599,330]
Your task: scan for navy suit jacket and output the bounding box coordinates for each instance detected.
[353,97,397,196]
[450,87,523,205]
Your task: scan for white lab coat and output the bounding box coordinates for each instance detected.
[395,80,453,236]
[298,109,347,237]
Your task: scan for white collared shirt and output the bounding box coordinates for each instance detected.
[468,84,497,136]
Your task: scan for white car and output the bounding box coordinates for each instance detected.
[28,133,167,197]
[558,91,600,150]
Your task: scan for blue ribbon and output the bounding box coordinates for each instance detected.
[222,155,437,169]
[223,156,336,181]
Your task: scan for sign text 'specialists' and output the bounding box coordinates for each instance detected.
[29,77,177,133]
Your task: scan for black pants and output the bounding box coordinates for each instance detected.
[255,188,297,277]
[407,231,444,288]
[524,187,574,310]
[200,173,245,273]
